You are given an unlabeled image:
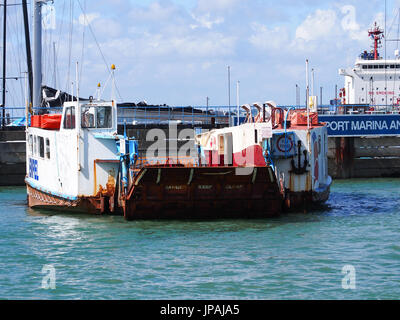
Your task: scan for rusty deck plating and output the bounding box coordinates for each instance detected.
[123,165,282,220]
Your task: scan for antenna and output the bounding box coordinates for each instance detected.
[76,62,79,105]
[96,83,101,101]
[227,66,231,126]
[368,22,384,60]
[2,0,7,128]
[306,59,310,129]
[385,0,387,108]
[236,81,240,126]
[111,64,116,102]
[53,42,57,88]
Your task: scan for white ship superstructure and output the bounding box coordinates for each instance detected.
[338,23,400,107]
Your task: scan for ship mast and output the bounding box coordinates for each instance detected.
[33,0,50,111]
[22,0,33,105]
[368,22,384,60]
[2,0,7,128]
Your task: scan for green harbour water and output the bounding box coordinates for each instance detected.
[0,178,400,300]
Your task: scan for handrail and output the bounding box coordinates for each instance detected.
[3,104,400,128]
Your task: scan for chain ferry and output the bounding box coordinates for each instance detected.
[26,100,331,219]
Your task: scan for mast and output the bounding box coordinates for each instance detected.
[306,59,310,129]
[368,22,384,60]
[236,81,240,126]
[2,0,7,128]
[227,66,231,126]
[22,0,33,105]
[33,0,46,111]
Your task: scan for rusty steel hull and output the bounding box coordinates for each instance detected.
[123,166,283,220]
[283,184,331,212]
[27,184,120,215]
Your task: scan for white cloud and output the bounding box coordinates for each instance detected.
[249,23,289,51]
[196,0,241,12]
[78,12,100,26]
[129,2,179,22]
[190,13,224,29]
[99,32,236,60]
[295,9,337,42]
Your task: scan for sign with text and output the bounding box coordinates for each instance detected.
[319,114,400,137]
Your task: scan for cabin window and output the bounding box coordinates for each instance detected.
[97,106,112,128]
[28,134,33,155]
[379,65,384,69]
[45,138,50,159]
[81,105,112,129]
[255,130,258,144]
[81,106,96,128]
[38,136,45,158]
[34,135,38,156]
[63,106,76,129]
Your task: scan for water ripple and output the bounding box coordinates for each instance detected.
[1,181,400,299]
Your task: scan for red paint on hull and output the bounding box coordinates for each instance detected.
[204,145,266,167]
[27,184,119,215]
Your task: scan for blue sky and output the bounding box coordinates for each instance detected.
[5,0,400,107]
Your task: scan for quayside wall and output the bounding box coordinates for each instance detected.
[320,114,400,179]
[0,129,26,186]
[328,136,400,179]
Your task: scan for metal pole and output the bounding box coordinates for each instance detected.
[33,0,43,111]
[53,42,57,88]
[320,86,323,106]
[2,0,7,128]
[76,62,79,105]
[335,84,338,108]
[22,0,33,105]
[228,66,231,126]
[306,59,310,129]
[24,72,28,129]
[311,68,314,97]
[385,0,387,110]
[206,96,209,124]
[236,81,240,126]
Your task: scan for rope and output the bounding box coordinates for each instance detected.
[76,0,123,101]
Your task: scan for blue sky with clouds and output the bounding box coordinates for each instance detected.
[6,0,400,107]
